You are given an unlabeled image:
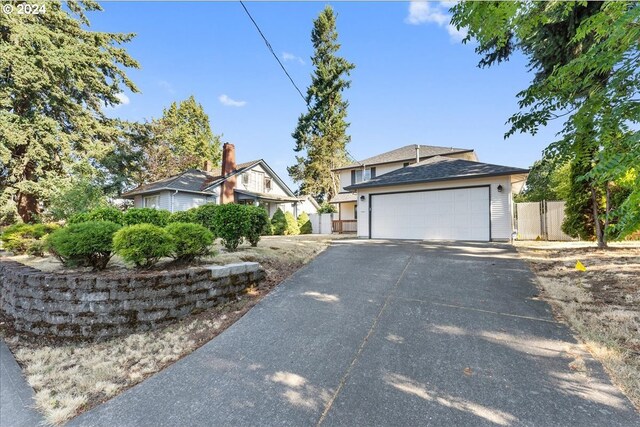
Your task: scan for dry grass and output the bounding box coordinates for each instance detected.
[515,241,640,410]
[0,235,337,425]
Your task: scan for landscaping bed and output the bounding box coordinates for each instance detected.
[0,235,336,425]
[515,241,640,410]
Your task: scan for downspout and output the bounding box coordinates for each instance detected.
[171,190,178,213]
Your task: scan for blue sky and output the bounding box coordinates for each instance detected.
[91,1,561,189]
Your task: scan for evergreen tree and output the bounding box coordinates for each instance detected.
[288,6,355,202]
[0,1,140,223]
[139,96,221,183]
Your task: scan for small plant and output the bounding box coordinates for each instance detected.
[113,224,174,268]
[168,209,196,224]
[46,221,121,270]
[123,208,171,227]
[212,204,249,251]
[165,222,213,262]
[192,204,218,232]
[271,208,287,235]
[1,223,60,256]
[317,202,337,214]
[245,206,270,247]
[68,207,124,225]
[297,212,312,234]
[284,212,300,235]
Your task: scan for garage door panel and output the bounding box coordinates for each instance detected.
[370,187,490,241]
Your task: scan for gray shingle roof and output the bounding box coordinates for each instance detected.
[122,160,261,197]
[329,192,357,204]
[333,145,474,171]
[344,156,529,191]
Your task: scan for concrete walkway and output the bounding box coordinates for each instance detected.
[1,340,45,427]
[71,241,639,426]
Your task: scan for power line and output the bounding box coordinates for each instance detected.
[239,1,308,105]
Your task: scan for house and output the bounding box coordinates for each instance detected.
[122,143,319,217]
[329,144,528,241]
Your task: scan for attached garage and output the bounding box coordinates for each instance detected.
[345,156,529,242]
[370,186,490,241]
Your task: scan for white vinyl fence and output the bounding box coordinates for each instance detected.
[515,200,572,241]
[308,213,334,234]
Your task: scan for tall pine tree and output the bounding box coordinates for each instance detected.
[288,6,355,202]
[0,0,140,223]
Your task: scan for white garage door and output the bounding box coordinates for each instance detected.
[370,187,490,241]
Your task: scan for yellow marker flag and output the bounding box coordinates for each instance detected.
[575,261,587,271]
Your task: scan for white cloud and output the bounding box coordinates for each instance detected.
[218,94,247,107]
[157,80,176,94]
[405,1,467,43]
[282,52,305,65]
[115,93,130,105]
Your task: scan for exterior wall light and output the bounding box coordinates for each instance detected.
[360,195,366,201]
[497,185,504,193]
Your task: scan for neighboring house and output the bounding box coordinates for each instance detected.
[122,143,319,217]
[330,144,528,241]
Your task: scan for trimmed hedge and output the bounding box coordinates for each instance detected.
[212,204,249,251]
[1,223,60,256]
[169,209,197,224]
[123,208,171,227]
[271,208,287,235]
[113,224,174,268]
[68,207,124,225]
[284,212,300,235]
[46,221,121,270]
[192,204,218,232]
[297,212,312,234]
[165,222,214,262]
[245,206,270,247]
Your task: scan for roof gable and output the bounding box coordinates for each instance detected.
[345,156,529,190]
[334,145,474,171]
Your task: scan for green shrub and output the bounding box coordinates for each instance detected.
[165,222,213,262]
[317,202,337,214]
[297,212,312,234]
[26,240,47,257]
[271,208,286,235]
[46,221,121,270]
[123,208,170,227]
[169,209,196,224]
[212,204,249,251]
[113,224,174,268]
[1,223,60,255]
[284,212,300,235]
[192,204,218,232]
[245,206,270,247]
[68,207,124,225]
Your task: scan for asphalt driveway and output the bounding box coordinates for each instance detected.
[71,241,638,426]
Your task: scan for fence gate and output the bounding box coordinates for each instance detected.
[515,200,572,241]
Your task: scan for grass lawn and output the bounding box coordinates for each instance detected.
[0,234,339,425]
[515,241,640,410]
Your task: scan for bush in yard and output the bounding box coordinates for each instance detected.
[317,202,337,214]
[192,204,219,233]
[245,206,270,247]
[113,224,174,268]
[212,204,249,251]
[168,209,197,224]
[297,212,312,234]
[284,212,300,235]
[165,222,213,262]
[68,207,124,225]
[271,208,286,235]
[1,223,60,255]
[123,208,171,227]
[46,221,121,270]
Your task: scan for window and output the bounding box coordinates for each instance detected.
[242,173,250,185]
[403,162,410,168]
[351,169,373,184]
[371,167,376,178]
[144,195,159,209]
[264,177,272,191]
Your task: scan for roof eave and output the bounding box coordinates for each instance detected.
[344,169,530,191]
[331,149,476,172]
[121,187,216,199]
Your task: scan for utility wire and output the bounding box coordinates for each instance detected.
[239,1,308,105]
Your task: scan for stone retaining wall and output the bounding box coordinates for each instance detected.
[0,260,265,338]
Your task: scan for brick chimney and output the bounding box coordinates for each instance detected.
[220,143,236,204]
[203,160,212,172]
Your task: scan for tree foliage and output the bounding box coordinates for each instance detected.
[451,1,640,245]
[0,1,140,223]
[138,96,221,183]
[288,6,355,202]
[515,159,570,203]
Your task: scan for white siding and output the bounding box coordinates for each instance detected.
[356,176,514,241]
[338,202,357,220]
[238,164,290,197]
[171,192,214,212]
